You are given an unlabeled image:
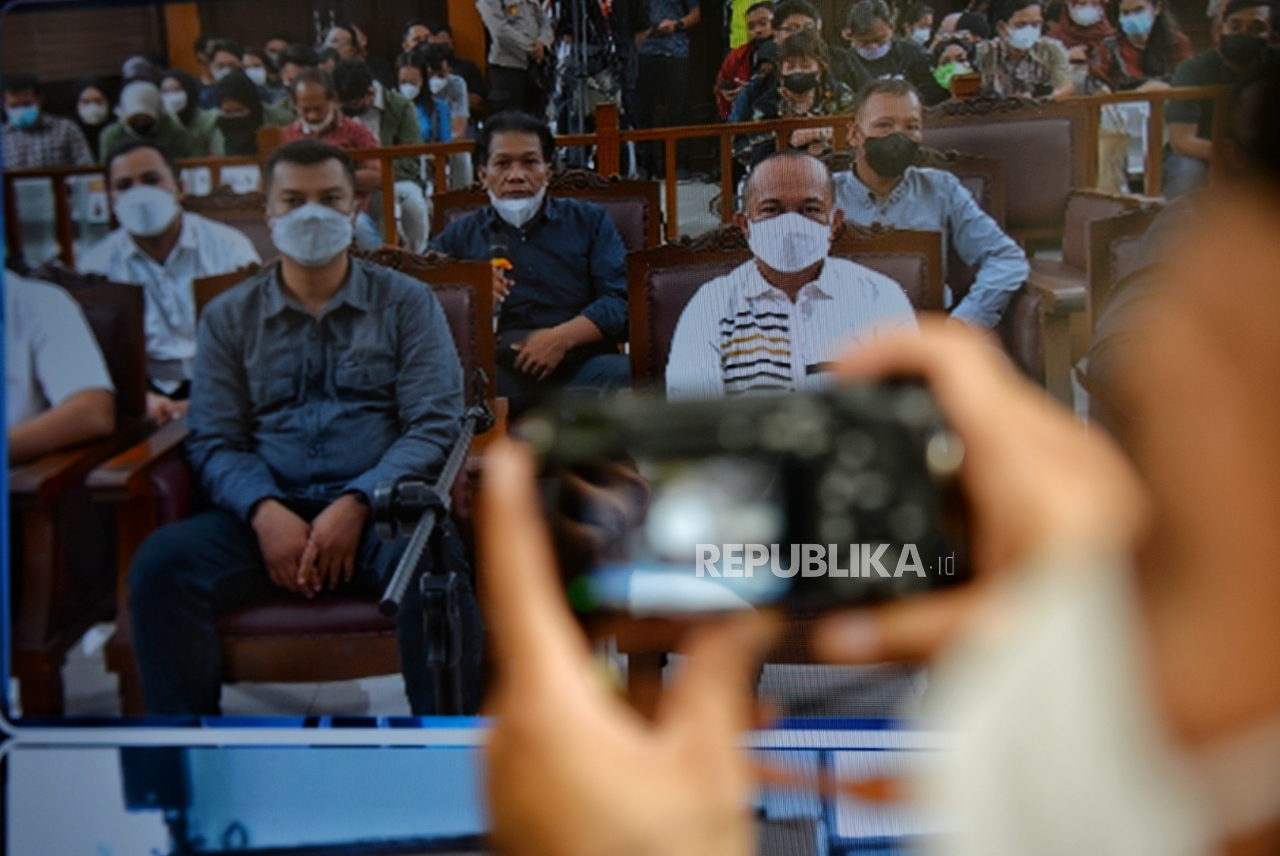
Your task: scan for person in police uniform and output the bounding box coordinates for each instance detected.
[477,0,556,115]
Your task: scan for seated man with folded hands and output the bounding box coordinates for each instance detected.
[127,140,482,716]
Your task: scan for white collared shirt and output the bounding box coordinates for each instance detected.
[6,271,114,427]
[77,211,260,389]
[665,256,917,400]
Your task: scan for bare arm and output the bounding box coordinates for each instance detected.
[1169,122,1214,161]
[354,159,383,194]
[8,388,114,465]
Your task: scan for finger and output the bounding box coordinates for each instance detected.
[298,540,319,594]
[833,317,1032,442]
[478,439,591,677]
[811,585,983,664]
[659,611,777,737]
[343,551,356,584]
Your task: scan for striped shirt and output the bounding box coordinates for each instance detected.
[665,257,917,400]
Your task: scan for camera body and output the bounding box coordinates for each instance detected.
[526,384,965,616]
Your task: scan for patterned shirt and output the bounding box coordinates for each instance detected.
[975,37,1072,98]
[2,113,94,170]
[666,257,917,400]
[638,0,700,58]
[281,115,380,209]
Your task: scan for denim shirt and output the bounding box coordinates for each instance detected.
[429,196,629,342]
[186,257,464,521]
[833,166,1030,329]
[638,0,699,57]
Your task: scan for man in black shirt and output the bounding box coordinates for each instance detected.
[837,0,951,105]
[1164,0,1275,197]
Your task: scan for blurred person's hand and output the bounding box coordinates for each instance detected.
[298,493,368,594]
[492,267,513,303]
[480,440,775,856]
[656,18,679,34]
[252,499,313,594]
[146,392,188,425]
[814,317,1148,664]
[531,41,547,63]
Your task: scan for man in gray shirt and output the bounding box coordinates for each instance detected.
[127,140,481,716]
[833,78,1028,329]
[478,0,555,115]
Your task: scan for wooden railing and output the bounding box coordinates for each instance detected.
[4,86,1230,264]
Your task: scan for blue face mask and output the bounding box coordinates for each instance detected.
[1119,8,1155,36]
[6,105,39,130]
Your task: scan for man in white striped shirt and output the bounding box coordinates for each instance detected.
[666,150,916,400]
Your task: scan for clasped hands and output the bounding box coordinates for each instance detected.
[251,493,369,597]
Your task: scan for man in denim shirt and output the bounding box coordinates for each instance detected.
[128,140,481,716]
[431,111,630,416]
[834,79,1029,329]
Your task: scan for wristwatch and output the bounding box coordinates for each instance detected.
[674,19,686,30]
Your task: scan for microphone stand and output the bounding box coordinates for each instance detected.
[374,371,495,715]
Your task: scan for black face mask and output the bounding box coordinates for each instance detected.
[341,104,364,117]
[1219,32,1266,67]
[750,34,772,48]
[128,117,156,137]
[863,132,920,178]
[782,71,819,93]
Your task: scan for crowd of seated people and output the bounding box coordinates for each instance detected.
[4,0,1275,721]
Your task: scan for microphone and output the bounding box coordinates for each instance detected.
[490,236,512,311]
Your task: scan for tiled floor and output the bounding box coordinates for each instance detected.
[61,622,411,718]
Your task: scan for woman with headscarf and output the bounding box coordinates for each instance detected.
[207,68,294,156]
[71,77,114,158]
[159,68,216,156]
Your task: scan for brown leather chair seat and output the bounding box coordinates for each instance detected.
[923,116,1076,238]
[218,596,396,637]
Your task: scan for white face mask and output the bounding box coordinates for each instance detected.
[1005,23,1041,50]
[428,76,448,94]
[399,82,422,101]
[245,66,268,86]
[911,26,932,44]
[78,101,109,125]
[301,108,335,135]
[113,184,180,237]
[270,203,353,267]
[747,211,831,273]
[489,185,547,229]
[855,41,892,61]
[1068,3,1105,25]
[161,90,188,116]
[212,65,234,81]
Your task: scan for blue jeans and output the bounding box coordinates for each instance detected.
[498,351,631,418]
[1162,152,1209,199]
[128,501,483,716]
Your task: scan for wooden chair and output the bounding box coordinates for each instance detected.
[431,169,664,251]
[181,186,275,263]
[627,223,943,389]
[88,252,500,715]
[9,267,149,716]
[922,96,1094,247]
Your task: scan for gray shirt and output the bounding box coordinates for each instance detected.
[833,166,1029,329]
[185,257,464,521]
[477,0,555,70]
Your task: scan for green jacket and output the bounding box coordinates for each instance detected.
[377,88,424,184]
[98,113,193,162]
